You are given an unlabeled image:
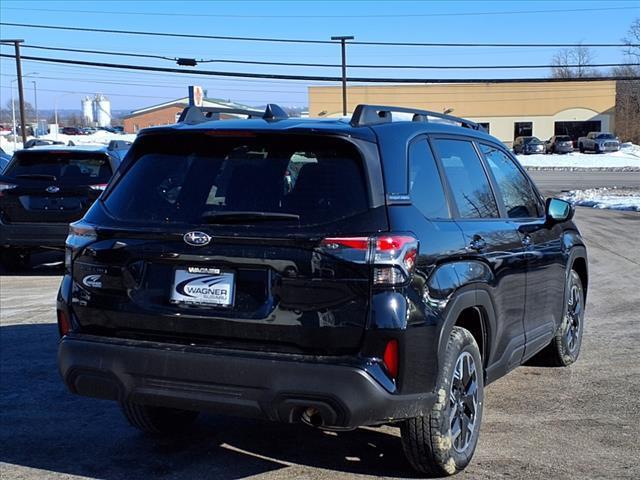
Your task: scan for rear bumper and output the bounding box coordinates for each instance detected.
[58,334,435,428]
[0,221,68,248]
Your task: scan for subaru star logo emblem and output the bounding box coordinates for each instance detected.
[46,186,60,193]
[183,231,211,247]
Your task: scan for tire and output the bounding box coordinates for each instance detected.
[120,401,199,435]
[0,247,31,271]
[401,327,484,476]
[532,270,585,367]
[579,143,585,153]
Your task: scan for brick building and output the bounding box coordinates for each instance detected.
[122,97,261,133]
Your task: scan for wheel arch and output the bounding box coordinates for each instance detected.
[437,288,496,382]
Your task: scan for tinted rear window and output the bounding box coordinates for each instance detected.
[7,151,112,184]
[556,136,571,141]
[103,133,369,226]
[596,133,615,139]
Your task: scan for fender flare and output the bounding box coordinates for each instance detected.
[436,288,497,375]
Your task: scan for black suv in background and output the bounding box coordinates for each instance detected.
[57,105,587,476]
[0,142,129,270]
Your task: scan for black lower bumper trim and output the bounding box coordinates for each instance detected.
[58,335,435,428]
[0,221,69,248]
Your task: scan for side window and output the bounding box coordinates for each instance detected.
[433,139,499,219]
[408,138,449,218]
[480,144,542,218]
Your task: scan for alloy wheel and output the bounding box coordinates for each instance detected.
[448,351,479,453]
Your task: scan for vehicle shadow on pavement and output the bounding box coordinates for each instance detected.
[0,323,419,479]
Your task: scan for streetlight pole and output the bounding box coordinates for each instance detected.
[331,35,354,116]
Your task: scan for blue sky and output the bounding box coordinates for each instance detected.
[1,0,638,112]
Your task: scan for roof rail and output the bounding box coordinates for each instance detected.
[350,104,481,130]
[177,104,288,125]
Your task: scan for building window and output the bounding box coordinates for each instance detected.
[478,122,490,133]
[514,122,532,139]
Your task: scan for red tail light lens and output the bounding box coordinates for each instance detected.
[57,309,71,337]
[319,234,418,286]
[383,339,399,379]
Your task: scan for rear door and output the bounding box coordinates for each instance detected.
[478,143,565,359]
[71,132,387,354]
[431,137,527,377]
[0,150,112,224]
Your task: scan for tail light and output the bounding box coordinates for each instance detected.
[0,182,17,197]
[89,184,108,191]
[382,339,399,379]
[319,234,418,286]
[65,221,97,272]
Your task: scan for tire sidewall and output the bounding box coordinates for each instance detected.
[433,327,485,472]
[557,270,585,364]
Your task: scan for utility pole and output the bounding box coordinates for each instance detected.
[1,39,27,144]
[33,80,39,137]
[331,35,354,116]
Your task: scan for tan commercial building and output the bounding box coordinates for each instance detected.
[122,97,261,134]
[308,80,617,146]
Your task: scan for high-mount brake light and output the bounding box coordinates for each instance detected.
[319,234,418,286]
[89,184,108,191]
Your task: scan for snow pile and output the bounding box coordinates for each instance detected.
[517,146,640,171]
[0,131,137,156]
[562,188,640,212]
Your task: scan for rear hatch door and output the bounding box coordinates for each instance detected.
[71,132,387,354]
[0,150,111,224]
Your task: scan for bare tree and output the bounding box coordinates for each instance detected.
[613,18,640,144]
[622,18,640,64]
[550,45,600,78]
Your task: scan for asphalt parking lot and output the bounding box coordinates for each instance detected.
[1,205,639,479]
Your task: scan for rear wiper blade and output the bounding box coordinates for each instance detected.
[15,174,57,181]
[201,211,300,224]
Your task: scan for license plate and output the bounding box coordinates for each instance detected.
[170,267,235,307]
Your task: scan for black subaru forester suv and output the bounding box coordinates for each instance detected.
[57,104,587,476]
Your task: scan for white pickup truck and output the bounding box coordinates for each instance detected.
[577,132,621,153]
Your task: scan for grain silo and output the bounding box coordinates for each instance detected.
[93,94,111,127]
[81,96,94,125]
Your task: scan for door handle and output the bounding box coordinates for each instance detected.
[468,235,486,251]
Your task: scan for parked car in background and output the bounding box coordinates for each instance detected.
[61,127,83,136]
[24,139,66,149]
[513,136,545,155]
[577,132,621,153]
[56,103,588,476]
[0,147,11,172]
[0,143,129,270]
[82,127,98,135]
[544,135,574,154]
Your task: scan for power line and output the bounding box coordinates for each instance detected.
[15,44,639,70]
[2,23,638,48]
[2,53,637,83]
[2,5,638,18]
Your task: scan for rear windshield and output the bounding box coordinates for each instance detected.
[6,151,112,184]
[523,137,542,144]
[103,133,369,226]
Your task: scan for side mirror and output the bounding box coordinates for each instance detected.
[546,198,574,222]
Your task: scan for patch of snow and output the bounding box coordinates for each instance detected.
[517,143,640,171]
[562,188,640,212]
[0,131,137,156]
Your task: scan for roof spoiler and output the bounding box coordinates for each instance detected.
[177,104,288,125]
[350,104,481,130]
